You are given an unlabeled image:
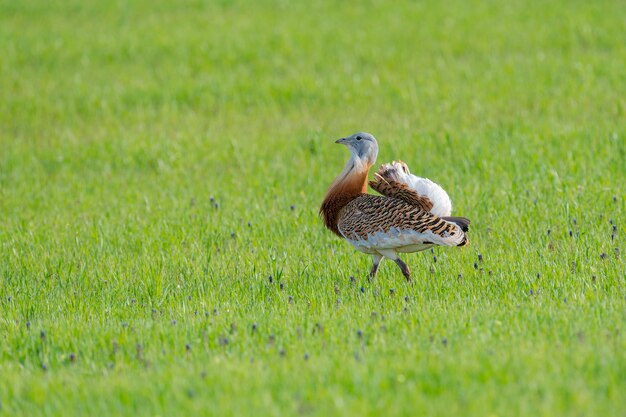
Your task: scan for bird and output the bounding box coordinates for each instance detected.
[320,132,470,282]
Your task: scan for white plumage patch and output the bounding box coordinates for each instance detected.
[380,161,452,217]
[341,226,464,255]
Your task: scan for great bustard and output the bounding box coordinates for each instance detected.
[320,132,470,281]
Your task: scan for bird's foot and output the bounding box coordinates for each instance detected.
[394,258,412,282]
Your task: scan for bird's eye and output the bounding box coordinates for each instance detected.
[356,136,362,140]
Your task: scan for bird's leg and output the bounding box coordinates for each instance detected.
[394,258,412,282]
[369,254,383,281]
[376,249,412,283]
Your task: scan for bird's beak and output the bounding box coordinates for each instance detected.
[335,137,347,144]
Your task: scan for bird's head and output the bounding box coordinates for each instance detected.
[336,132,378,166]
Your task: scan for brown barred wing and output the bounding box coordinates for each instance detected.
[337,195,467,248]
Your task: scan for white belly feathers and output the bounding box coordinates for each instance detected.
[339,226,447,254]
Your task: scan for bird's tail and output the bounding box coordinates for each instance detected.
[372,160,412,184]
[371,161,453,217]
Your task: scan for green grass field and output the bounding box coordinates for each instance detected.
[1,0,625,415]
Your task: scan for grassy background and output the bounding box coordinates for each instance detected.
[1,0,625,415]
